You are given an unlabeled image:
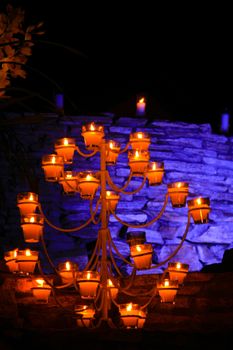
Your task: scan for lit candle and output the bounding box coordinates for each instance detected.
[4,249,19,273]
[128,149,150,176]
[129,131,150,150]
[168,262,189,284]
[16,249,39,274]
[106,191,120,212]
[17,192,39,215]
[77,171,100,199]
[20,214,44,243]
[157,278,179,303]
[76,271,100,299]
[41,154,64,182]
[58,261,79,284]
[187,197,210,224]
[106,140,121,165]
[119,303,141,328]
[54,137,76,164]
[167,182,189,208]
[130,243,153,269]
[136,97,146,116]
[59,171,79,194]
[107,279,119,300]
[81,122,104,150]
[75,304,95,328]
[31,278,52,303]
[146,161,164,186]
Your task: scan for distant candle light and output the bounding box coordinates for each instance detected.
[136,97,146,116]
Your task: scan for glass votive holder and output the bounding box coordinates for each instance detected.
[106,191,120,212]
[54,137,76,164]
[17,192,39,216]
[77,171,100,199]
[146,162,164,186]
[59,171,79,195]
[157,278,179,303]
[167,262,189,284]
[20,214,44,243]
[107,279,119,300]
[76,271,100,299]
[16,249,39,274]
[129,132,150,150]
[106,140,121,165]
[31,277,52,303]
[75,304,95,328]
[81,122,104,150]
[119,303,141,328]
[167,182,189,208]
[130,244,153,270]
[4,249,19,273]
[187,197,210,224]
[58,261,79,284]
[41,154,64,182]
[128,150,150,176]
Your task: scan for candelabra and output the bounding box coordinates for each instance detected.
[4,122,211,329]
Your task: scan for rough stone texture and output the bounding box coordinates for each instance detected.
[0,115,233,274]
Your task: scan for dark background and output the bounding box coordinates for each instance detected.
[1,1,233,131]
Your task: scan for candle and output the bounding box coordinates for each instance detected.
[77,171,100,199]
[168,262,189,284]
[126,231,146,247]
[81,122,104,150]
[58,261,79,284]
[107,279,119,300]
[20,214,44,243]
[119,303,141,328]
[17,192,39,215]
[106,191,120,212]
[129,131,150,150]
[187,197,210,224]
[41,154,64,182]
[146,162,164,186]
[136,97,146,116]
[16,249,39,274]
[128,150,150,176]
[31,278,52,303]
[167,182,189,208]
[130,244,153,269]
[59,171,79,194]
[76,271,100,299]
[4,249,19,273]
[75,305,95,327]
[106,140,121,165]
[157,278,179,303]
[54,137,76,164]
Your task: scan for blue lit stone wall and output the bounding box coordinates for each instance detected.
[0,114,233,273]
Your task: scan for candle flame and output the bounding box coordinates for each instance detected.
[196,198,202,205]
[136,245,142,252]
[177,182,182,188]
[106,191,111,197]
[164,279,170,287]
[137,132,143,139]
[139,98,145,104]
[90,123,95,131]
[29,216,35,223]
[152,162,156,170]
[109,141,114,149]
[65,261,71,270]
[36,279,44,287]
[107,279,113,287]
[51,156,56,164]
[29,194,34,201]
[126,302,133,312]
[63,138,68,146]
[13,249,18,258]
[176,262,181,269]
[25,249,31,257]
[135,150,140,158]
[86,174,92,181]
[66,173,72,179]
[87,272,91,280]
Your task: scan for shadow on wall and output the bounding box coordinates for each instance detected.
[201,248,233,272]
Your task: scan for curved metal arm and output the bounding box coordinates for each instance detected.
[107,171,147,195]
[84,230,102,271]
[40,233,59,274]
[90,199,101,225]
[38,200,100,232]
[110,194,169,228]
[76,145,98,158]
[107,229,135,267]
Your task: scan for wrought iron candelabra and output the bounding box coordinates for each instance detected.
[4,122,211,329]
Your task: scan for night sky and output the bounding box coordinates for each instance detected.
[1,1,233,131]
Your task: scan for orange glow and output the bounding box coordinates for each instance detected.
[196,198,202,205]
[13,249,18,258]
[106,191,111,197]
[164,279,170,287]
[137,132,143,139]
[136,245,142,252]
[109,141,113,149]
[66,173,72,179]
[25,249,31,257]
[36,279,45,287]
[176,262,181,269]
[63,138,68,146]
[90,123,95,131]
[87,272,91,280]
[107,279,113,287]
[29,216,35,223]
[152,162,156,170]
[65,261,71,271]
[139,98,145,104]
[51,156,56,164]
[135,150,140,158]
[126,303,133,312]
[177,182,182,188]
[29,194,34,201]
[86,174,92,181]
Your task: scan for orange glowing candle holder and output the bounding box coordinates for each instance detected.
[16,249,39,274]
[4,249,19,273]
[130,244,153,269]
[136,97,146,116]
[167,182,189,208]
[157,278,179,303]
[59,171,79,194]
[130,131,150,150]
[17,192,38,215]
[20,214,44,243]
[168,262,189,284]
[187,197,210,224]
[106,140,121,165]
[42,154,64,182]
[119,303,141,328]
[54,137,76,164]
[146,162,164,186]
[81,122,104,150]
[58,261,79,284]
[77,171,100,199]
[106,191,120,212]
[107,279,119,300]
[16,277,33,293]
[31,278,52,303]
[76,271,100,299]
[75,305,95,327]
[128,150,150,176]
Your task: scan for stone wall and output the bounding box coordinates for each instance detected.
[0,114,233,273]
